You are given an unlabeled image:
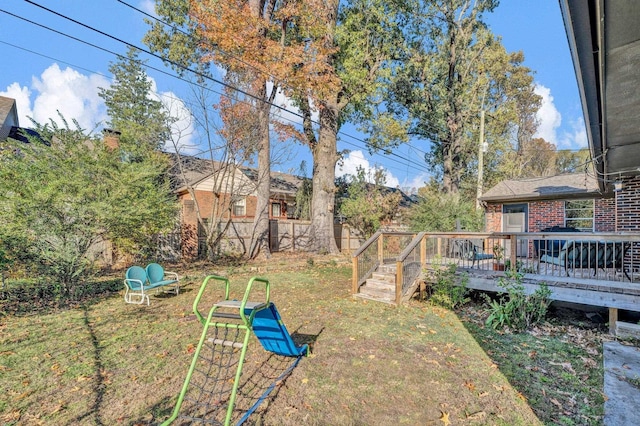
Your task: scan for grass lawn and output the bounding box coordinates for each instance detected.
[0,254,605,425]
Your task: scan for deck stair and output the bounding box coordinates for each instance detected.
[355,263,397,304]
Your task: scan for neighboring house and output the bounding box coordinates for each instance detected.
[0,96,19,141]
[0,96,45,144]
[170,154,314,257]
[171,154,416,258]
[481,172,640,239]
[172,154,304,223]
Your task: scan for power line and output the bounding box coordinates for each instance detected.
[0,31,431,175]
[114,0,439,162]
[4,1,433,174]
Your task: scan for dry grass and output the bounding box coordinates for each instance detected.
[1,253,551,425]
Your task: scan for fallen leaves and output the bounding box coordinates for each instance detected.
[549,361,576,374]
[439,410,451,425]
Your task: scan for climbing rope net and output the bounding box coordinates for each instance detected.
[163,276,308,426]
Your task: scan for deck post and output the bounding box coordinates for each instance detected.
[510,234,517,271]
[352,256,358,295]
[420,235,427,270]
[378,235,384,264]
[395,260,403,306]
[609,308,618,335]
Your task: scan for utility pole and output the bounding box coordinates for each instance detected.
[476,108,485,209]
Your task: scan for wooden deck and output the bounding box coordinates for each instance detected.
[352,231,640,333]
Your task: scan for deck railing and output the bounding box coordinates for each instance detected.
[352,231,418,295]
[353,231,640,305]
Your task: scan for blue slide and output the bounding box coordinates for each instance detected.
[250,303,308,357]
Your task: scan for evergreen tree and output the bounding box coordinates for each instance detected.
[99,47,172,154]
[0,116,177,289]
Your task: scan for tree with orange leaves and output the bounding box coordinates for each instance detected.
[145,0,407,254]
[146,0,339,257]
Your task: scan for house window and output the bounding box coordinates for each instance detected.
[232,198,246,216]
[564,200,594,231]
[271,202,282,218]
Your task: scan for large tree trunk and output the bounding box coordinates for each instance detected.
[310,101,340,254]
[248,98,271,259]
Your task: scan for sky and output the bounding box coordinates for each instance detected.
[0,0,587,192]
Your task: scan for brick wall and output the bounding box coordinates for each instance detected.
[485,203,501,232]
[595,197,615,232]
[485,176,640,234]
[528,200,564,232]
[617,175,640,232]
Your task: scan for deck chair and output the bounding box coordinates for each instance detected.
[145,263,180,295]
[124,265,154,305]
[454,239,494,268]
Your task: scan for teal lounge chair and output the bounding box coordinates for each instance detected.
[145,263,180,295]
[123,264,179,305]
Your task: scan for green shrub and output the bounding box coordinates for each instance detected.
[485,270,551,331]
[0,278,121,315]
[427,260,469,309]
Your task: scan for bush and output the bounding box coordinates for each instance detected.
[426,260,469,309]
[0,278,121,315]
[485,270,551,331]
[408,188,484,232]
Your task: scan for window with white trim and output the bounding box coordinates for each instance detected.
[564,200,594,231]
[232,198,246,216]
[271,202,282,218]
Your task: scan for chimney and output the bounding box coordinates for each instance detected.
[103,128,121,150]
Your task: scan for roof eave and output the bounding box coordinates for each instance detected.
[559,0,607,191]
[480,190,605,204]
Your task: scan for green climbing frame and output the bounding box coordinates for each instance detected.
[161,275,307,425]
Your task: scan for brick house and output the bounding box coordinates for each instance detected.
[481,172,640,239]
[170,155,308,257]
[172,154,418,258]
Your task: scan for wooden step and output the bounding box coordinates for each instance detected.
[363,278,395,291]
[359,281,394,300]
[371,272,395,284]
[379,264,397,274]
[353,292,396,305]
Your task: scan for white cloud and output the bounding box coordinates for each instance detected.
[533,84,588,150]
[26,64,110,132]
[533,84,562,146]
[159,90,199,154]
[400,173,429,193]
[557,117,589,149]
[3,64,199,152]
[138,0,156,16]
[336,150,401,187]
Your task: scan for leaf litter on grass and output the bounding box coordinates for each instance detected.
[2,254,541,425]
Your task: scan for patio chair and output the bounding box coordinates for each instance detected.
[124,265,154,305]
[123,264,180,305]
[145,263,180,295]
[454,239,494,268]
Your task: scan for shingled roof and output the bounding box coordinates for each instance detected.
[480,173,602,203]
[167,153,305,196]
